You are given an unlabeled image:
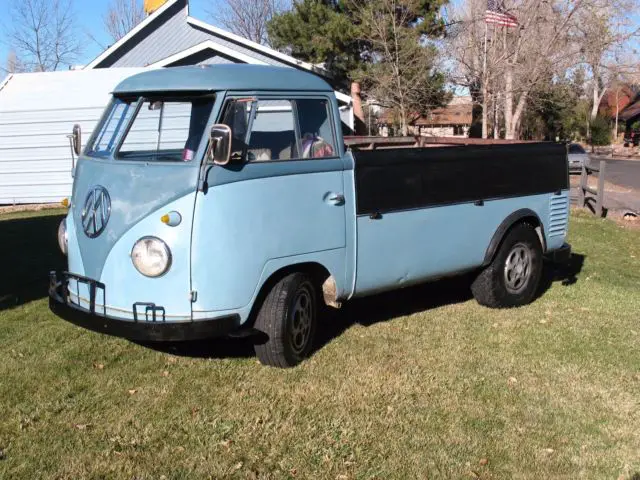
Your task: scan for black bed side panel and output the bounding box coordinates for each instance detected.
[353,142,568,215]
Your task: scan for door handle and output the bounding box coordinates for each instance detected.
[326,193,345,206]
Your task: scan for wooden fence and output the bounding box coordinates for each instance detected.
[577,159,607,217]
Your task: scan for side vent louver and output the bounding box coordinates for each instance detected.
[549,193,569,238]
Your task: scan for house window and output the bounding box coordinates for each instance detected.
[453,125,465,136]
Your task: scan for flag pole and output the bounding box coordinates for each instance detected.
[482,19,488,139]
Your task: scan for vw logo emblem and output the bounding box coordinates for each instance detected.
[81,186,111,238]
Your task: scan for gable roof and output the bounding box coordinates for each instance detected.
[185,17,321,73]
[85,0,183,69]
[377,100,472,126]
[86,0,325,75]
[147,40,269,67]
[85,0,352,106]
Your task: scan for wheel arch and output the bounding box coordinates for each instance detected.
[483,209,546,266]
[245,261,333,327]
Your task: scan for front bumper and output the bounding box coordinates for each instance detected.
[544,243,572,264]
[49,271,240,342]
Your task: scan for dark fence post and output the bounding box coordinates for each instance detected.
[578,163,587,207]
[579,158,607,217]
[595,160,606,217]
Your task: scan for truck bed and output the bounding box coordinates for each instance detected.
[347,138,569,297]
[346,138,568,215]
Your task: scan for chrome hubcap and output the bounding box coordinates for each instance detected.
[290,286,313,354]
[504,243,532,294]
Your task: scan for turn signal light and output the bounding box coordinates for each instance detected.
[160,211,182,227]
[61,198,70,208]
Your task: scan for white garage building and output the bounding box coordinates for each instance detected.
[0,0,352,204]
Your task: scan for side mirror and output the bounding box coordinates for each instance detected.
[208,124,232,165]
[72,124,82,156]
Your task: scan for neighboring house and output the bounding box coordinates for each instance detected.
[598,85,635,121]
[615,91,640,131]
[377,96,472,138]
[0,68,144,204]
[0,0,353,204]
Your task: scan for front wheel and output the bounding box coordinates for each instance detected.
[471,223,543,308]
[254,273,318,368]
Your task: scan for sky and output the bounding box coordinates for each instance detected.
[0,0,219,70]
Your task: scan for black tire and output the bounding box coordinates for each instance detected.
[471,223,543,308]
[254,273,318,368]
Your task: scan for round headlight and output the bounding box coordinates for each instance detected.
[57,218,68,256]
[131,237,171,277]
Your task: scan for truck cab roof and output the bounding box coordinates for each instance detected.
[113,64,335,95]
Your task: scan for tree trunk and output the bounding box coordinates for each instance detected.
[504,65,514,139]
[493,94,499,139]
[506,91,527,140]
[482,85,488,139]
[481,22,488,139]
[400,105,408,136]
[591,84,600,120]
[614,87,619,142]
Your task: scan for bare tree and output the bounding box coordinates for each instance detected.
[4,50,26,74]
[575,0,640,121]
[104,0,146,43]
[449,0,640,139]
[4,0,83,72]
[208,0,289,45]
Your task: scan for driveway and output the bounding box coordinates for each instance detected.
[588,157,640,190]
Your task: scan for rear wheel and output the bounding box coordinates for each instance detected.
[471,223,543,308]
[254,273,318,368]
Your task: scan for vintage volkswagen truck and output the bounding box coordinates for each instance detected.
[50,65,571,368]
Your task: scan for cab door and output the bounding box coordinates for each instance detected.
[190,94,346,317]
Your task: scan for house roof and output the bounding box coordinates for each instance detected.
[86,0,325,74]
[114,64,334,94]
[85,0,182,69]
[619,99,640,122]
[185,17,321,73]
[599,85,636,119]
[377,102,472,126]
[85,0,352,107]
[414,104,472,126]
[147,40,268,67]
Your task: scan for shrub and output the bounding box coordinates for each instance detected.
[590,116,611,146]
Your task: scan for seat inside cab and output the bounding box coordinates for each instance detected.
[247,101,297,161]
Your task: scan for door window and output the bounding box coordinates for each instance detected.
[219,97,337,162]
[247,100,297,161]
[296,98,336,159]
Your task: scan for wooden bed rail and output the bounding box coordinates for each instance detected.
[344,135,541,150]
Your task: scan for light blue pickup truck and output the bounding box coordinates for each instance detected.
[50,65,571,367]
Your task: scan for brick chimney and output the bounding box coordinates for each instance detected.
[144,0,168,15]
[351,82,366,135]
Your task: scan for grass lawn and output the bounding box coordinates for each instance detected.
[1,209,639,479]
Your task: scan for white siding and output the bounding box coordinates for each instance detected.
[0,68,143,204]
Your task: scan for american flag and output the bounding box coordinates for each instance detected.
[485,0,519,27]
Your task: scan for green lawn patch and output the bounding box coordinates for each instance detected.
[1,210,639,479]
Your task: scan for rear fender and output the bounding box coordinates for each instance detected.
[482,209,545,266]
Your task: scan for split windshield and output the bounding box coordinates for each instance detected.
[86,94,215,162]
